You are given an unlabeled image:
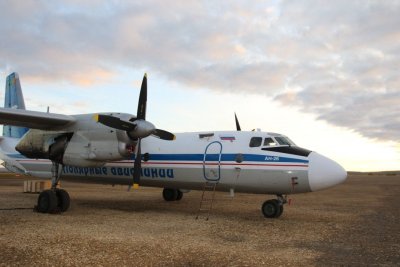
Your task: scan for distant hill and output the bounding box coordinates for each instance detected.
[348,171,400,176]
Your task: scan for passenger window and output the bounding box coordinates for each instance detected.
[263,137,277,146]
[249,137,262,147]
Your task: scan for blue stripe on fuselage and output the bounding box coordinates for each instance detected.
[7,153,308,164]
[6,154,26,159]
[134,153,308,164]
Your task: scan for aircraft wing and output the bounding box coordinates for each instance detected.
[0,108,76,130]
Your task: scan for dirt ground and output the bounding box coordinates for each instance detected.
[0,173,399,266]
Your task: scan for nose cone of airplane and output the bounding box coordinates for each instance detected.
[308,152,347,191]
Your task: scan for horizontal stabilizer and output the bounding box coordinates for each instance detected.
[0,108,76,130]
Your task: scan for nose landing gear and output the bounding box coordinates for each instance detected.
[261,194,287,218]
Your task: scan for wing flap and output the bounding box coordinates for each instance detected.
[0,108,75,130]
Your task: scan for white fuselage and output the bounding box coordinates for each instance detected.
[0,131,347,195]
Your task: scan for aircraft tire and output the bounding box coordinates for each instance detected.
[37,190,58,213]
[55,189,70,212]
[176,190,183,201]
[163,188,178,201]
[261,199,281,218]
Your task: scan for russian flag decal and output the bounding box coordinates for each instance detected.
[220,136,236,141]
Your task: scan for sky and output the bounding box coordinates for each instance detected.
[0,0,399,171]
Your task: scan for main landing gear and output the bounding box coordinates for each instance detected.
[162,188,183,201]
[261,195,287,218]
[36,162,70,213]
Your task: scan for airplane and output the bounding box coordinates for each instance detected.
[0,72,347,218]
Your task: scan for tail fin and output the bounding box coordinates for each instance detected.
[3,72,29,138]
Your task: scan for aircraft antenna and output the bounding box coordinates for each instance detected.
[235,113,241,131]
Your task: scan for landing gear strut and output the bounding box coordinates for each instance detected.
[36,162,70,213]
[162,188,183,201]
[261,194,287,218]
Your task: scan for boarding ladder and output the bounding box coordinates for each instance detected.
[196,181,218,220]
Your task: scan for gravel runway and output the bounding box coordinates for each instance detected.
[0,173,399,266]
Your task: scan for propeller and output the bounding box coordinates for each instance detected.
[94,74,175,188]
[235,112,241,131]
[132,139,141,189]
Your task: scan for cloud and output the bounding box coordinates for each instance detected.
[0,0,398,142]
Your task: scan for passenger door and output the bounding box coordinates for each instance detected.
[203,141,222,182]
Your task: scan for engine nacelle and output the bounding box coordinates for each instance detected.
[15,130,70,159]
[15,128,136,168]
[62,131,135,167]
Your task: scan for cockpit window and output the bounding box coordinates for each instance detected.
[263,137,277,146]
[249,137,262,147]
[275,136,296,146]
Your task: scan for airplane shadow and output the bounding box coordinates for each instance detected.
[74,197,197,215]
[71,195,260,221]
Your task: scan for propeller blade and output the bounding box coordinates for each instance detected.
[132,139,142,189]
[137,74,147,120]
[235,113,241,131]
[152,129,176,140]
[95,114,136,131]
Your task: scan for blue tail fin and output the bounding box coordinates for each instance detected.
[3,72,29,138]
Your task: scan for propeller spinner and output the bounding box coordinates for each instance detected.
[94,74,175,188]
